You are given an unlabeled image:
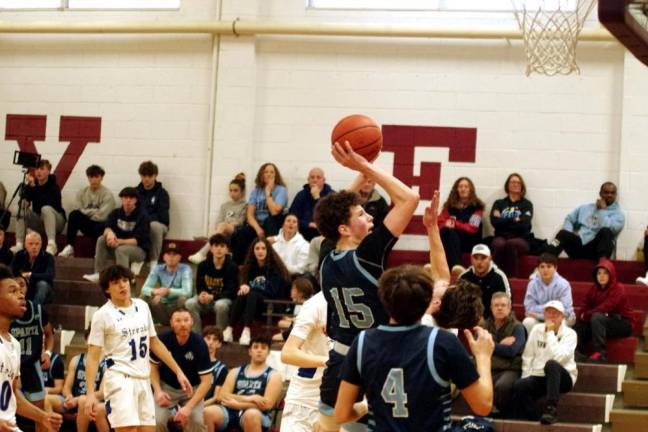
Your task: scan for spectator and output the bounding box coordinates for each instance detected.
[13,160,66,255]
[288,167,334,241]
[59,165,116,258]
[151,308,213,432]
[269,214,310,275]
[48,330,109,432]
[481,292,526,417]
[231,163,288,264]
[83,187,150,283]
[0,226,14,266]
[140,242,192,326]
[513,301,577,425]
[202,326,229,432]
[459,244,511,320]
[9,274,55,432]
[11,231,55,305]
[0,180,10,231]
[547,182,624,260]
[216,336,283,432]
[189,176,246,264]
[136,160,171,270]
[489,173,534,277]
[349,176,389,227]
[223,238,290,346]
[305,235,324,277]
[574,259,634,362]
[438,176,484,273]
[637,225,648,285]
[523,253,575,334]
[185,234,238,332]
[335,265,494,430]
[42,351,64,399]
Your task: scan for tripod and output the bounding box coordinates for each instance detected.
[0,168,30,231]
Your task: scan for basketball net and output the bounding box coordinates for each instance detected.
[512,0,596,76]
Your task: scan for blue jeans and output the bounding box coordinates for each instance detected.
[32,280,52,305]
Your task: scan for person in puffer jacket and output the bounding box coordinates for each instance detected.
[573,258,634,362]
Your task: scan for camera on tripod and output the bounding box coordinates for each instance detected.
[13,150,41,169]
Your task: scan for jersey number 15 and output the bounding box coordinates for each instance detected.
[330,287,375,329]
[128,336,148,361]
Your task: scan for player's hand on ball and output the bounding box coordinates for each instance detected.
[332,141,369,171]
[177,371,193,397]
[464,327,494,358]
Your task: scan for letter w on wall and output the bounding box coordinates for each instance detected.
[5,114,102,189]
[382,125,477,235]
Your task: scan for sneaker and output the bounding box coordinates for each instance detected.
[188,252,207,265]
[540,404,558,425]
[83,273,100,283]
[223,327,234,343]
[239,327,251,346]
[588,352,607,363]
[636,272,648,286]
[451,265,466,279]
[58,245,74,258]
[10,243,23,253]
[46,242,57,255]
[130,261,145,276]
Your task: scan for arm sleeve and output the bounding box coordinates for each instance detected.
[158,189,170,226]
[215,204,227,225]
[290,298,318,341]
[288,192,309,231]
[544,329,577,366]
[196,262,207,295]
[140,269,159,298]
[437,208,450,229]
[94,190,116,222]
[584,284,625,319]
[560,283,575,321]
[521,330,534,378]
[356,223,398,280]
[196,338,214,375]
[30,254,55,284]
[493,324,526,358]
[87,312,105,348]
[273,186,288,208]
[169,265,192,298]
[601,209,625,234]
[75,189,86,213]
[221,262,239,299]
[454,208,483,234]
[339,336,362,386]
[563,206,579,232]
[133,213,151,247]
[489,200,504,228]
[523,282,545,317]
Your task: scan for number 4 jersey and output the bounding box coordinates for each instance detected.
[0,334,21,425]
[88,298,157,379]
[340,325,480,432]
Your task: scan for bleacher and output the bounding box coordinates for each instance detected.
[16,233,648,432]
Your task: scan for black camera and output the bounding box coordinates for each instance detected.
[13,150,41,169]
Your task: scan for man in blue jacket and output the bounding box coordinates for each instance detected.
[288,167,334,241]
[547,182,624,259]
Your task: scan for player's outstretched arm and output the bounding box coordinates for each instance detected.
[332,141,419,237]
[14,377,63,432]
[422,190,450,283]
[461,327,495,416]
[281,334,327,368]
[150,336,193,398]
[83,345,102,419]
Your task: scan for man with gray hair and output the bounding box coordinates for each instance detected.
[10,231,55,305]
[288,167,334,241]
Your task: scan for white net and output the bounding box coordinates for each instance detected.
[512,0,596,76]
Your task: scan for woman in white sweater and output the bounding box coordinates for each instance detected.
[269,214,310,275]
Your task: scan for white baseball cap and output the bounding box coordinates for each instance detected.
[471,244,491,257]
[543,300,565,315]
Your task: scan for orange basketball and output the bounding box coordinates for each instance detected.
[331,114,383,162]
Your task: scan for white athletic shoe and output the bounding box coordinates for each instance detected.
[223,327,234,343]
[188,252,206,265]
[636,272,648,286]
[239,327,251,346]
[46,242,57,256]
[130,261,145,276]
[83,273,100,283]
[10,243,23,253]
[58,245,74,258]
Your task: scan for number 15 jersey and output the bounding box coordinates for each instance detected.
[88,298,157,379]
[320,224,396,346]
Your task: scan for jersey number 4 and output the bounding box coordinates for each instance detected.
[330,287,375,329]
[381,368,409,418]
[128,336,148,361]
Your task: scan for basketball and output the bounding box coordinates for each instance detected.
[331,114,383,162]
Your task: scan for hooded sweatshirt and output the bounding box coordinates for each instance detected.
[23,174,65,217]
[582,259,634,323]
[522,320,578,385]
[288,183,334,233]
[272,228,310,274]
[524,272,575,322]
[563,201,625,245]
[136,181,170,226]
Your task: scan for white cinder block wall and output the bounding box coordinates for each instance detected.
[1,0,647,260]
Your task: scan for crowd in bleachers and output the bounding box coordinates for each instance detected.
[0,153,647,432]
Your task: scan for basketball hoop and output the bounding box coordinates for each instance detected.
[512,0,596,76]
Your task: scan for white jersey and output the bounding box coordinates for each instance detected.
[88,298,157,379]
[284,292,329,409]
[0,334,21,425]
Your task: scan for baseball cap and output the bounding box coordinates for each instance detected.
[471,244,491,257]
[543,300,565,314]
[163,242,182,255]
